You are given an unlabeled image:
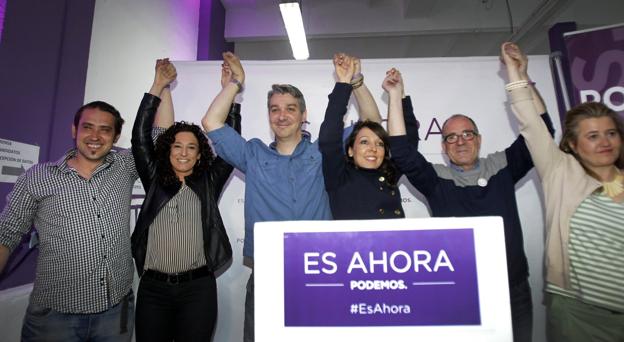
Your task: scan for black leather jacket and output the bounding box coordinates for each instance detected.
[130,93,241,274]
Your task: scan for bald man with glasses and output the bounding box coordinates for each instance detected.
[387,43,555,342]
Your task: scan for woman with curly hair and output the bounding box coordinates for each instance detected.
[131,59,241,341]
[319,54,418,219]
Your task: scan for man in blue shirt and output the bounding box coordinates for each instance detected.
[203,52,383,341]
[202,52,332,342]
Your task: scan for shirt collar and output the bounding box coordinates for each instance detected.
[449,159,480,173]
[54,148,116,173]
[269,130,312,153]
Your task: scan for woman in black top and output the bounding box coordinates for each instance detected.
[319,55,418,220]
[131,59,240,341]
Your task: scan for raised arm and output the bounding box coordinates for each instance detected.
[349,56,382,123]
[211,98,243,197]
[385,67,439,195]
[202,52,245,132]
[318,54,356,191]
[131,59,176,187]
[385,68,406,136]
[502,42,561,178]
[149,59,177,128]
[502,42,546,115]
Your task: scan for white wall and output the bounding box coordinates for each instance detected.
[84,0,201,147]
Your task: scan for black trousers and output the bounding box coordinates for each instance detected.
[135,272,218,342]
[510,278,533,342]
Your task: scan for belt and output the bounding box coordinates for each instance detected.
[143,266,210,284]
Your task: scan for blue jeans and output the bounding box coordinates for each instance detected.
[21,291,134,342]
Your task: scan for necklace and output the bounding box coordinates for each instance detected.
[602,171,624,198]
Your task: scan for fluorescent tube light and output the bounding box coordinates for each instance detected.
[279,1,309,60]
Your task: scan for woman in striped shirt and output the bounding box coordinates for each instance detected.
[131,59,241,341]
[503,42,624,341]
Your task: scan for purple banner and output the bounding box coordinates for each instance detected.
[0,0,5,43]
[565,24,624,114]
[283,228,480,327]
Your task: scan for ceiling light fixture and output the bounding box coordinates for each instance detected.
[279,1,309,60]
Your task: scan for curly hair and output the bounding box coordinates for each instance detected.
[559,102,624,175]
[344,120,399,186]
[154,121,214,186]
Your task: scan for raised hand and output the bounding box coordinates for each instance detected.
[222,51,245,86]
[149,58,177,98]
[385,68,406,136]
[220,62,233,89]
[382,68,403,96]
[500,42,527,82]
[333,53,355,83]
[153,58,177,89]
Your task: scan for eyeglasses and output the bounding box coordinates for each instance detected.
[443,130,479,144]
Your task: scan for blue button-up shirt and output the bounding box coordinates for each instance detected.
[208,125,332,258]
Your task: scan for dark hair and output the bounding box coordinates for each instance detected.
[74,101,124,136]
[345,120,399,186]
[154,121,214,186]
[267,84,306,113]
[441,114,479,136]
[559,102,624,174]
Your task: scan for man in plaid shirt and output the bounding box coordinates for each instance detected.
[0,101,137,341]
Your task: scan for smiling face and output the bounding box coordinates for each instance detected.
[72,108,119,164]
[569,116,622,173]
[169,131,200,181]
[348,127,386,169]
[268,93,307,142]
[442,116,481,171]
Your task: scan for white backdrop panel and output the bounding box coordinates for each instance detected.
[169,56,559,342]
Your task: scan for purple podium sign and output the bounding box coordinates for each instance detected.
[283,228,480,327]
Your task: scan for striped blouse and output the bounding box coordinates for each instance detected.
[144,184,206,274]
[546,192,624,313]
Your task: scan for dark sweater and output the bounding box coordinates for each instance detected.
[389,105,555,286]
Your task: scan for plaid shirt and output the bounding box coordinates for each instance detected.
[0,148,138,313]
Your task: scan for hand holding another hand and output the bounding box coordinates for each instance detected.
[333,53,355,84]
[382,68,403,96]
[500,42,528,82]
[153,58,177,89]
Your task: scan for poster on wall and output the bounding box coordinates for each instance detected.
[564,23,624,114]
[254,217,512,342]
[0,138,39,184]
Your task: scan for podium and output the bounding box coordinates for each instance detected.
[254,217,512,341]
